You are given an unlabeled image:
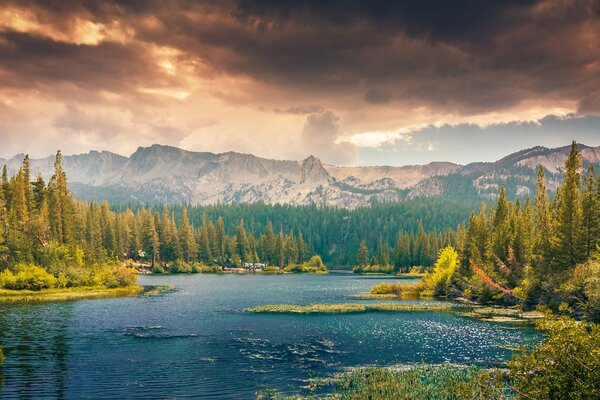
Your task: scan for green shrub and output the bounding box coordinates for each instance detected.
[153,264,165,274]
[509,316,600,400]
[420,246,460,296]
[556,260,600,322]
[0,263,58,291]
[353,264,394,274]
[170,260,192,273]
[92,265,137,288]
[285,255,328,273]
[191,263,222,273]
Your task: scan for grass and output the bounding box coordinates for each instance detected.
[0,285,143,302]
[366,282,434,299]
[140,285,175,297]
[246,302,452,314]
[257,364,510,399]
[454,306,545,324]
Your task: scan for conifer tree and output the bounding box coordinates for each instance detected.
[553,141,584,269]
[198,212,212,262]
[178,207,197,263]
[357,240,369,267]
[0,187,8,265]
[533,165,552,272]
[581,166,599,258]
[215,217,226,265]
[235,219,250,263]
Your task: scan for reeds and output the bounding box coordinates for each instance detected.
[246,303,452,314]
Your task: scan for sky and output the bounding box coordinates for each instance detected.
[0,0,599,166]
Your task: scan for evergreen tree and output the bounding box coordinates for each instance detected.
[215,217,226,265]
[553,141,584,270]
[581,166,599,259]
[178,207,197,263]
[235,219,250,263]
[357,240,369,267]
[533,165,552,273]
[198,212,212,262]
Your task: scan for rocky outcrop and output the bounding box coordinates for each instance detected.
[3,143,599,207]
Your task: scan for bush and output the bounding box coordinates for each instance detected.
[420,246,460,296]
[170,260,192,273]
[0,263,58,291]
[557,260,600,322]
[509,316,600,399]
[370,282,421,296]
[191,263,222,273]
[284,256,328,273]
[353,264,394,274]
[92,265,137,288]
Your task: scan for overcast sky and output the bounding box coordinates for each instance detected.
[0,0,599,165]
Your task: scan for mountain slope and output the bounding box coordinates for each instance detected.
[3,143,599,207]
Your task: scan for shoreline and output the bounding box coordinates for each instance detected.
[0,285,143,303]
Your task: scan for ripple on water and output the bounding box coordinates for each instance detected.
[0,273,542,399]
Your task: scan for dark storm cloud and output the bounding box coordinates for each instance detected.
[0,30,175,93]
[1,0,599,116]
[139,0,600,114]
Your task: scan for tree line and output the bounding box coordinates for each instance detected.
[427,141,600,318]
[111,198,476,268]
[0,152,318,274]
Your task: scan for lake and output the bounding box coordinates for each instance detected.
[0,272,541,399]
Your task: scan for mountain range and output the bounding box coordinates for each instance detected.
[2,143,599,208]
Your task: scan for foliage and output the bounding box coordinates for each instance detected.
[353,264,394,274]
[0,286,141,302]
[284,255,328,273]
[191,263,223,273]
[0,262,137,291]
[169,259,192,273]
[420,246,460,296]
[0,263,58,290]
[332,365,509,400]
[247,303,452,314]
[509,317,600,400]
[369,282,424,298]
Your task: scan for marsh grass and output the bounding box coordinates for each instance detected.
[247,303,452,314]
[454,307,544,324]
[368,282,434,299]
[0,285,142,302]
[257,364,510,399]
[140,285,175,297]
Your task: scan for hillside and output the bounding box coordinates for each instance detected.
[2,143,599,207]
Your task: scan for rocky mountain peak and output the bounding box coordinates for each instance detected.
[300,155,330,184]
[3,143,599,208]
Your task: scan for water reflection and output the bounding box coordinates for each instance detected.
[0,302,73,399]
[0,274,542,399]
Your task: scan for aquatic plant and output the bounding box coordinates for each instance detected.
[257,364,510,399]
[0,285,142,302]
[247,303,452,314]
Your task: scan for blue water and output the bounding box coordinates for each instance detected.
[0,273,541,399]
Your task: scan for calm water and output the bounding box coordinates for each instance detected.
[0,273,541,399]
